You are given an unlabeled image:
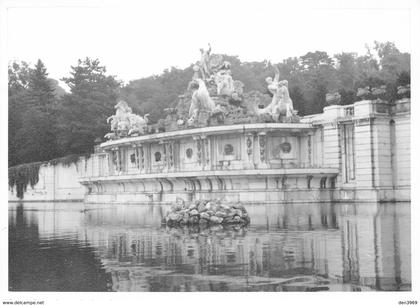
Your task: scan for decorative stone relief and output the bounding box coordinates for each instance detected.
[258,132,267,163]
[117,149,123,172]
[203,136,210,166]
[194,137,202,166]
[246,134,253,157]
[133,145,140,169]
[168,142,174,169]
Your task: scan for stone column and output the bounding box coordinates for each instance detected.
[340,123,356,185]
[145,143,151,173]
[108,149,116,175]
[172,140,180,171]
[307,132,312,168]
[393,100,410,197]
[202,135,210,170]
[322,122,342,186]
[114,147,121,174]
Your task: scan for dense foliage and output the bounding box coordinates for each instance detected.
[9,41,410,169]
[9,58,121,167]
[57,58,121,155]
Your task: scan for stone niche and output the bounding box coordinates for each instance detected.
[179,139,198,171]
[268,135,298,168]
[151,143,165,172]
[216,135,242,169]
[217,136,240,160]
[126,147,138,173]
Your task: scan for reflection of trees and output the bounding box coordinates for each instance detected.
[8,204,111,291]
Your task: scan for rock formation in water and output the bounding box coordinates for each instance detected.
[162,198,250,227]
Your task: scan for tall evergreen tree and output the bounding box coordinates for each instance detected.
[15,59,59,163]
[8,61,31,166]
[57,58,121,155]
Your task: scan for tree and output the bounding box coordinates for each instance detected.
[122,66,193,123]
[9,60,60,165]
[57,58,121,154]
[300,51,334,70]
[16,60,59,163]
[299,51,337,114]
[8,61,31,166]
[27,60,56,109]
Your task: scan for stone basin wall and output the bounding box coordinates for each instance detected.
[162,198,250,227]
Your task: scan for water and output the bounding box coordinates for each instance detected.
[8,201,411,292]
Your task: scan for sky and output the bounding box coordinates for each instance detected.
[5,0,412,89]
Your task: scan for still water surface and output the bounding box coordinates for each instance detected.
[9,201,411,292]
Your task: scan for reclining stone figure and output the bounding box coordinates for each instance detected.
[188,79,221,126]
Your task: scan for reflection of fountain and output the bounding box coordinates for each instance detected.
[8,202,411,291]
[8,203,111,291]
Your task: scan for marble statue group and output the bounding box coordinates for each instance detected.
[188,44,295,126]
[105,45,298,140]
[105,100,149,140]
[257,65,295,121]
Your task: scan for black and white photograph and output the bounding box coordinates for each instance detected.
[1,0,419,303]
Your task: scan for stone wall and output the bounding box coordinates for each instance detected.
[310,98,411,202]
[8,161,86,202]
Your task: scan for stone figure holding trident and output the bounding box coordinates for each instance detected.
[199,43,212,79]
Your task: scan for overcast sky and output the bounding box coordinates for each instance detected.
[6,0,411,89]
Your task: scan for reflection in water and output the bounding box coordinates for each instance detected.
[8,202,411,291]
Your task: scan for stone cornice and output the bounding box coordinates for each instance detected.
[79,167,339,183]
[100,123,316,149]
